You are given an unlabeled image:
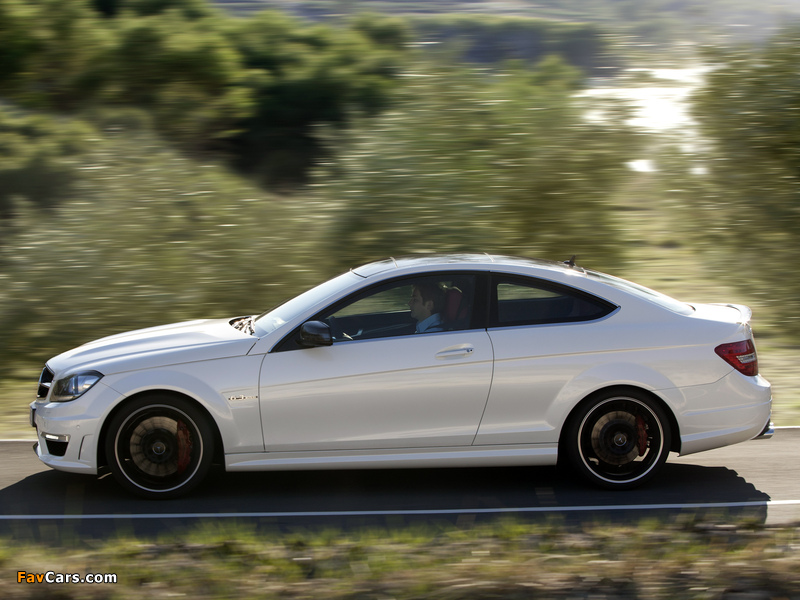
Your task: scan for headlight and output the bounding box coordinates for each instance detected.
[51,371,103,402]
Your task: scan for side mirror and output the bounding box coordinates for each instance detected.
[298,321,333,348]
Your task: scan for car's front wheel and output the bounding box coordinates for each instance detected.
[105,395,214,499]
[565,391,671,490]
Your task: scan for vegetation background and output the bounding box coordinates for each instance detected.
[1,0,800,433]
[3,1,800,598]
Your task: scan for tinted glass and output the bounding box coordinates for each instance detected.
[254,271,360,336]
[491,276,615,327]
[321,273,478,343]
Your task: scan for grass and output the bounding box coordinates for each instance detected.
[2,518,799,598]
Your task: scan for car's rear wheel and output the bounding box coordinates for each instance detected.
[105,395,214,499]
[565,391,671,490]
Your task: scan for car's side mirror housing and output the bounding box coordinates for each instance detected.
[298,321,333,348]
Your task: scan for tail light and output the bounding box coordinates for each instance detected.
[715,340,758,376]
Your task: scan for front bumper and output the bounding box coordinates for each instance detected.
[30,381,119,474]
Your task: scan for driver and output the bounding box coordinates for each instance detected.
[409,282,446,333]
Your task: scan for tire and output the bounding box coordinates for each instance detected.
[104,395,214,499]
[564,390,671,490]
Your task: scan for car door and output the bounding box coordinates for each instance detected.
[258,272,494,451]
[474,273,618,446]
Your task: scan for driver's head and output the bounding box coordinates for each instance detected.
[409,282,445,322]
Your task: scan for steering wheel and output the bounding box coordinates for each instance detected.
[326,316,353,341]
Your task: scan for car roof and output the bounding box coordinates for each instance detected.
[349,254,699,318]
[351,253,581,278]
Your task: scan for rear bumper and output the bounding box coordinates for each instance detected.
[753,420,775,440]
[675,371,772,456]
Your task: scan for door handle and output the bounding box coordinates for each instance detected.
[435,345,475,360]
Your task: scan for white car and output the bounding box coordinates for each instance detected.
[31,255,773,498]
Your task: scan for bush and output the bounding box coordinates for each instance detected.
[0,106,93,222]
[0,122,324,373]
[313,58,639,271]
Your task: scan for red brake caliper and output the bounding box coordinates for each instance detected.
[636,415,648,456]
[176,421,193,473]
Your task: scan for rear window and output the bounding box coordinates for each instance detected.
[490,275,616,327]
[587,271,695,315]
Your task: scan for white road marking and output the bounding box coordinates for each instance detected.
[1,500,799,521]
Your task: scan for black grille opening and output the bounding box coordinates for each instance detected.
[45,439,68,457]
[37,366,54,400]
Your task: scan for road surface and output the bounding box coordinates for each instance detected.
[1,429,798,540]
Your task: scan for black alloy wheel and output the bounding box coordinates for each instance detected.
[566,391,671,490]
[105,395,214,499]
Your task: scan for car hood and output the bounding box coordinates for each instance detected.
[47,318,257,376]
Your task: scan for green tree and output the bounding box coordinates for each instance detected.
[0,0,112,110]
[103,11,252,148]
[408,14,608,74]
[350,12,411,50]
[223,10,410,185]
[90,0,213,18]
[313,58,638,270]
[0,0,39,90]
[119,0,213,18]
[0,1,410,185]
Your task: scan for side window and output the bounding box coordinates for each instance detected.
[491,276,615,327]
[331,285,411,319]
[322,274,477,342]
[325,283,416,341]
[272,273,482,351]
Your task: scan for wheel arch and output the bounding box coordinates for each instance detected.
[97,389,225,469]
[558,384,681,457]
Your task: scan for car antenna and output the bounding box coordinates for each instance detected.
[563,255,578,268]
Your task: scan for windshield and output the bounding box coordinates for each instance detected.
[253,271,360,336]
[586,270,695,315]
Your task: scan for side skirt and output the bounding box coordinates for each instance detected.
[225,444,558,472]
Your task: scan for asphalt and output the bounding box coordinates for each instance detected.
[1,429,798,540]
